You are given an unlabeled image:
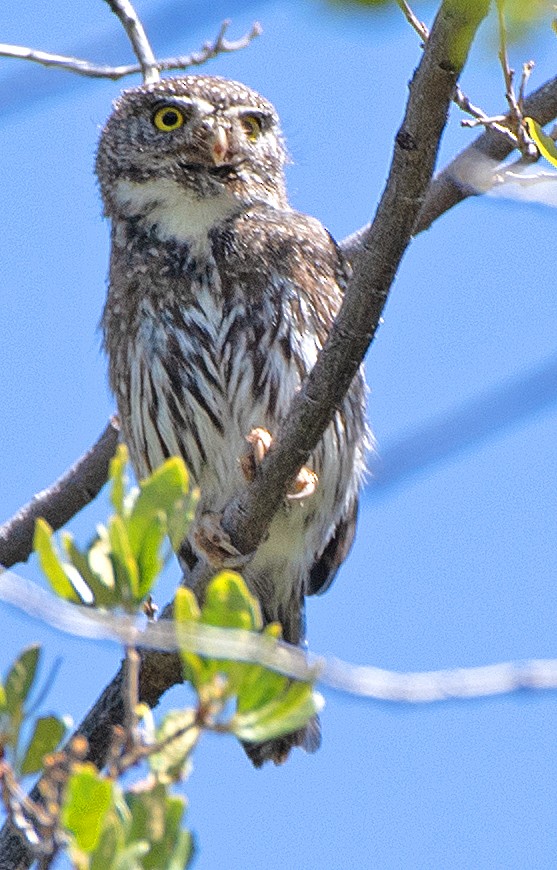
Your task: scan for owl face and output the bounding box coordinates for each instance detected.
[96,75,288,225]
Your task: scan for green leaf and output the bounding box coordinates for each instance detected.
[165,829,194,870]
[127,458,190,556]
[136,513,166,600]
[20,715,67,774]
[62,533,118,608]
[107,515,140,606]
[174,588,204,688]
[231,682,322,744]
[34,519,82,604]
[126,783,192,870]
[89,791,134,870]
[88,533,117,599]
[62,764,114,853]
[5,645,41,715]
[525,117,557,168]
[110,444,129,515]
[236,625,289,713]
[114,842,150,870]
[201,572,262,631]
[149,710,200,783]
[198,573,264,692]
[89,808,126,870]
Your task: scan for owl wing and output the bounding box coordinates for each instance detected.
[306,497,359,596]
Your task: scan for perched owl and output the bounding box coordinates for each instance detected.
[97,75,367,766]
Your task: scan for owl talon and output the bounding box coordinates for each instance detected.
[286,465,318,501]
[193,511,252,570]
[241,427,318,500]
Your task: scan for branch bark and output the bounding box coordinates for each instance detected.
[219,0,491,558]
[414,72,557,233]
[0,419,120,570]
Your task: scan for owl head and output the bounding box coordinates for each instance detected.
[96,75,288,225]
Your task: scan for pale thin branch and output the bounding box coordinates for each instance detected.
[0,21,261,82]
[103,0,159,83]
[494,0,536,158]
[494,167,557,186]
[2,567,557,705]
[394,0,515,144]
[518,59,535,106]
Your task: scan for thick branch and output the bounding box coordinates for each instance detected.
[0,419,119,569]
[219,0,490,558]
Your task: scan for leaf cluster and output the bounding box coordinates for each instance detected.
[1,451,320,868]
[34,446,196,611]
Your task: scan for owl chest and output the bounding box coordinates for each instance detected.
[118,260,321,495]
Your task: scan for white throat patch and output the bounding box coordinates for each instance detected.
[114,177,237,246]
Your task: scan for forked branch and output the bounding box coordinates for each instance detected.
[0,18,261,81]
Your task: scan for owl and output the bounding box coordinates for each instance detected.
[97,75,367,766]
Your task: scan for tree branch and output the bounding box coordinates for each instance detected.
[0,20,261,81]
[0,419,120,570]
[103,0,159,83]
[414,72,557,233]
[216,0,491,560]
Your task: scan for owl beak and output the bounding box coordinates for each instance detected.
[211,125,230,166]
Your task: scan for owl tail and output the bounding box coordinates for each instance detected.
[243,713,321,768]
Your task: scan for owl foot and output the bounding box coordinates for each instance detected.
[240,427,318,500]
[193,511,252,570]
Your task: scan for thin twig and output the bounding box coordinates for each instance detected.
[395,0,517,144]
[519,60,535,106]
[0,21,261,82]
[496,0,518,120]
[413,73,557,234]
[395,0,428,41]
[495,0,536,158]
[103,0,158,83]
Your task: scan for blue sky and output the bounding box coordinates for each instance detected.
[1,1,557,867]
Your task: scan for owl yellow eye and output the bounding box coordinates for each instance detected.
[241,113,263,142]
[152,106,185,132]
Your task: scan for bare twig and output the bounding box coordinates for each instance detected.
[518,59,535,106]
[413,73,557,234]
[395,0,512,142]
[0,21,261,82]
[495,0,537,157]
[0,418,120,570]
[103,0,158,83]
[395,0,428,41]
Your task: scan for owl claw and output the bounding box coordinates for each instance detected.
[193,511,252,570]
[286,465,318,501]
[240,427,318,500]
